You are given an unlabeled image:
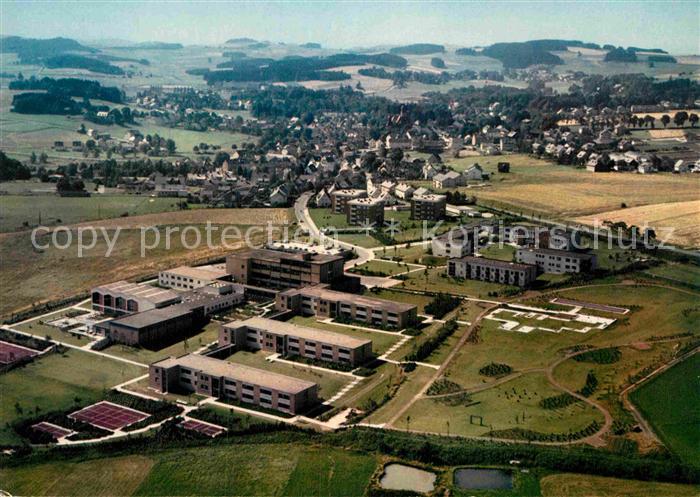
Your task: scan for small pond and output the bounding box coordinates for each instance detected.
[380,463,437,493]
[454,468,513,490]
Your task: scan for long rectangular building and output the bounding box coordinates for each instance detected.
[149,353,318,415]
[226,248,345,290]
[516,247,597,274]
[158,265,229,290]
[91,281,182,315]
[448,256,537,287]
[275,284,417,329]
[220,316,372,366]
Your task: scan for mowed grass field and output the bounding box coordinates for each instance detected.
[0,444,378,496]
[630,353,700,466]
[0,208,291,317]
[438,154,700,220]
[576,200,700,249]
[0,349,145,444]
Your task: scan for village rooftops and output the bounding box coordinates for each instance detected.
[152,353,317,394]
[92,281,181,306]
[455,255,535,271]
[232,248,343,265]
[280,284,416,313]
[332,189,366,197]
[224,316,371,349]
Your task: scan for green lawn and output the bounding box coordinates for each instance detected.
[309,208,349,230]
[643,262,700,289]
[336,233,384,248]
[287,315,401,356]
[397,266,517,298]
[478,243,516,262]
[0,194,190,233]
[12,308,96,346]
[349,259,420,277]
[403,372,603,438]
[0,444,377,496]
[0,349,145,444]
[540,473,700,497]
[630,353,700,466]
[371,289,433,313]
[226,350,351,402]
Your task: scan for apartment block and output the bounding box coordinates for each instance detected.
[516,247,597,274]
[158,265,229,290]
[149,353,318,415]
[91,281,182,315]
[275,284,417,330]
[330,189,367,214]
[411,194,447,221]
[448,256,537,287]
[346,197,385,226]
[220,316,372,366]
[431,226,477,258]
[226,248,345,290]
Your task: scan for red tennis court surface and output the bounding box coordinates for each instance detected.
[179,419,226,437]
[552,298,628,315]
[32,421,74,440]
[69,401,150,430]
[0,340,39,365]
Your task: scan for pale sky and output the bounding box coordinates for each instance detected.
[1,1,699,54]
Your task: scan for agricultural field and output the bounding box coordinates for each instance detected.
[437,153,700,222]
[400,372,604,438]
[0,208,291,317]
[287,315,402,356]
[630,353,700,465]
[540,473,700,497]
[576,200,700,249]
[0,349,145,445]
[0,194,191,233]
[226,350,351,402]
[0,444,378,497]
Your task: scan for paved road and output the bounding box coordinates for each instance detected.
[294,192,375,270]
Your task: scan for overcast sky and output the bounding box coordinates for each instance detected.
[2,1,698,54]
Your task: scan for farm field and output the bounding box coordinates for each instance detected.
[0,208,290,317]
[540,473,700,497]
[287,315,401,356]
[0,349,145,444]
[438,153,700,220]
[226,350,351,402]
[630,353,700,465]
[401,372,604,438]
[0,194,190,233]
[0,444,378,497]
[576,200,700,248]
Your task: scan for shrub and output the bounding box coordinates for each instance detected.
[424,293,461,319]
[573,347,622,364]
[478,362,512,377]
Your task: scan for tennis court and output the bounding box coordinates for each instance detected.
[0,340,39,365]
[68,401,150,430]
[31,421,74,440]
[179,418,226,437]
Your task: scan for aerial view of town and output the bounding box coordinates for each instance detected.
[0,1,698,496]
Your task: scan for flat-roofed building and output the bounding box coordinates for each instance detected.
[102,305,195,346]
[220,317,372,366]
[411,194,447,221]
[346,197,385,226]
[180,283,245,316]
[275,284,417,330]
[149,353,318,414]
[158,265,229,290]
[226,249,345,290]
[330,189,367,214]
[448,256,537,287]
[516,247,597,274]
[91,281,182,316]
[432,226,477,258]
